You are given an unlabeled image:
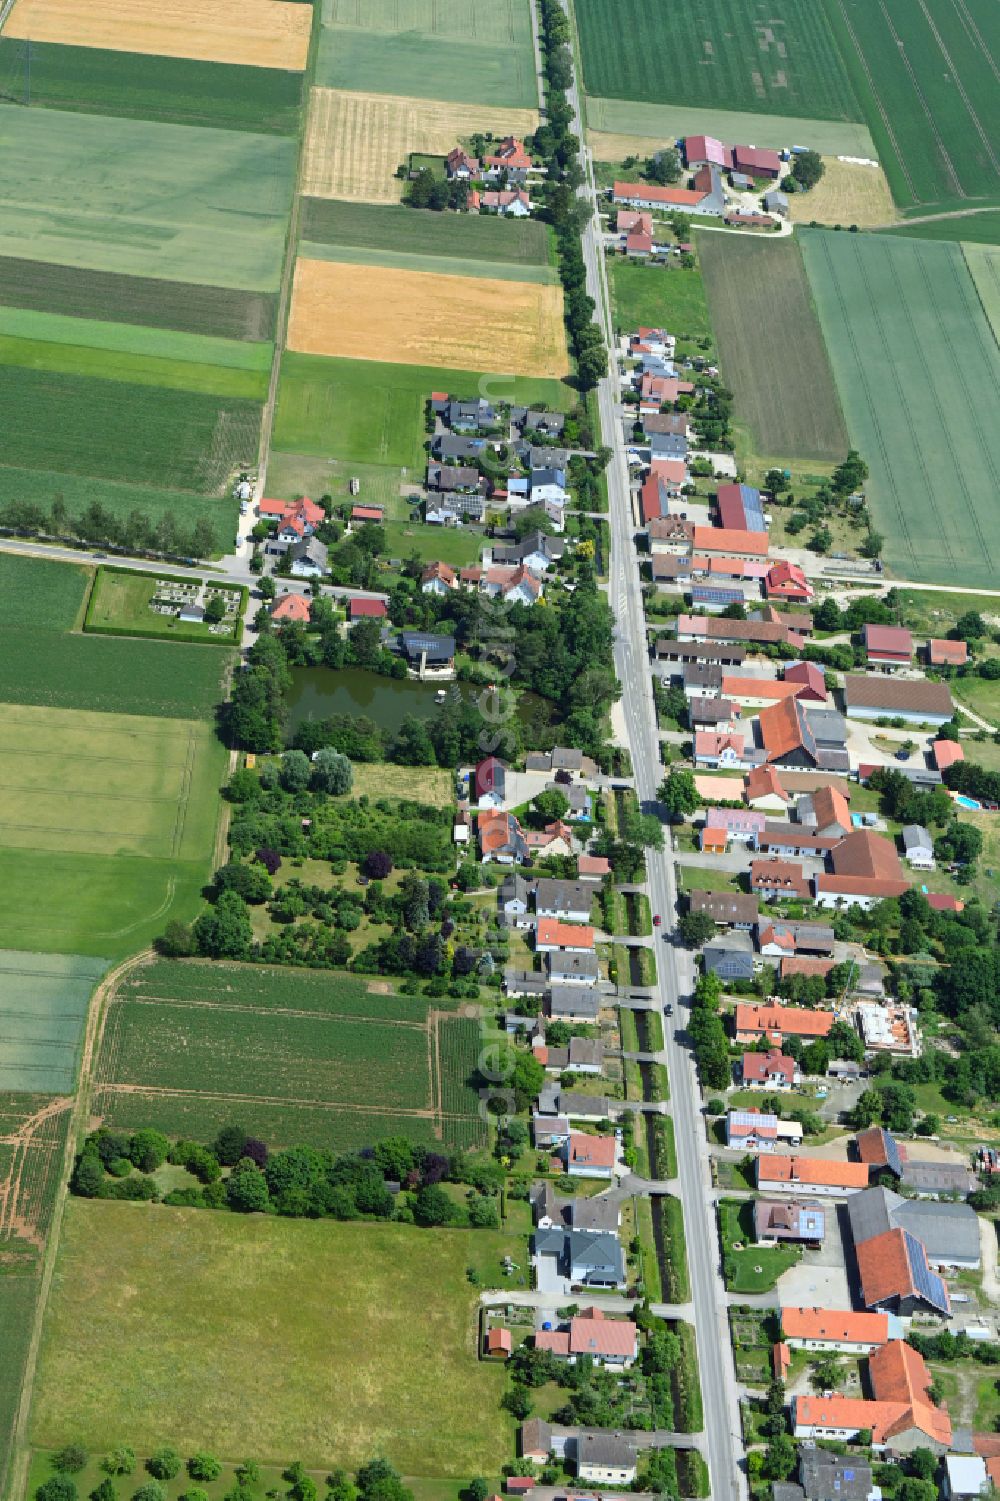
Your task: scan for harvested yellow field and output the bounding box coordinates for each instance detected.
[789,158,897,229]
[588,129,663,164]
[4,0,311,69]
[287,257,568,378]
[303,88,539,204]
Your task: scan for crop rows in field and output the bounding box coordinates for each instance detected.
[963,244,1000,346]
[437,1017,487,1149]
[821,0,1000,211]
[698,231,848,462]
[0,1278,40,1501]
[0,365,260,494]
[300,197,551,267]
[0,258,278,341]
[1,1105,72,1248]
[801,229,1000,588]
[125,959,430,1022]
[575,0,861,119]
[98,999,433,1110]
[0,40,303,132]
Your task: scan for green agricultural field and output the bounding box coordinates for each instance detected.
[0,306,272,371]
[0,40,303,132]
[800,229,1000,588]
[0,952,104,1093]
[0,466,239,544]
[586,97,877,159]
[964,244,1000,343]
[300,241,557,286]
[93,960,485,1151]
[0,335,268,400]
[316,0,536,106]
[0,556,231,718]
[32,1200,515,1472]
[300,198,552,267]
[85,569,243,645]
[0,365,261,493]
[575,0,861,118]
[883,213,1000,247]
[610,260,711,341]
[821,0,1000,212]
[0,257,277,341]
[698,231,848,462]
[0,1277,40,1501]
[273,352,573,470]
[0,104,295,291]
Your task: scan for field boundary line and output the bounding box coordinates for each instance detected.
[117,994,429,1029]
[6,951,145,1501]
[96,1081,472,1121]
[962,244,1000,356]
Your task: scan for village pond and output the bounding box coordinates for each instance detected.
[286,667,558,740]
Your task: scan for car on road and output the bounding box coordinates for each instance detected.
[665,1004,673,1016]
[653,914,661,926]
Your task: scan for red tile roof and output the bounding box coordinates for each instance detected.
[757,1155,868,1188]
[868,1339,952,1446]
[536,918,595,950]
[579,854,611,877]
[863,623,913,658]
[856,1228,952,1316]
[734,1003,833,1039]
[684,134,726,166]
[742,1049,796,1085]
[781,1307,889,1346]
[932,738,964,770]
[351,505,384,521]
[349,597,387,618]
[758,696,803,761]
[614,181,706,206]
[784,661,826,700]
[746,766,790,804]
[270,592,311,623]
[487,1326,512,1354]
[692,525,769,557]
[780,956,835,979]
[928,638,967,666]
[926,891,964,912]
[568,1132,616,1168]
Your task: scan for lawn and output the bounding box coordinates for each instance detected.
[675,864,742,894]
[85,568,243,645]
[348,761,454,806]
[610,259,711,341]
[720,1199,800,1292]
[93,960,485,1151]
[0,103,295,290]
[801,229,1000,588]
[0,256,277,341]
[300,198,552,269]
[698,231,848,463]
[894,588,1000,637]
[0,952,103,1092]
[31,1199,516,1473]
[0,39,303,132]
[273,352,573,470]
[575,0,861,119]
[316,0,536,108]
[383,522,484,567]
[819,0,1000,212]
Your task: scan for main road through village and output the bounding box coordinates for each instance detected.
[558,8,747,1496]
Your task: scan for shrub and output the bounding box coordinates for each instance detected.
[53,1446,89,1474]
[146,1449,181,1481]
[187,1455,222,1483]
[128,1129,169,1173]
[36,1479,78,1501]
[101,1451,136,1478]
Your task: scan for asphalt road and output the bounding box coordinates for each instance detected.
[557,11,747,1495]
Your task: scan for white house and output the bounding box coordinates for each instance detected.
[902,824,935,869]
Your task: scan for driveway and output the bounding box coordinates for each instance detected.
[776,1208,852,1309]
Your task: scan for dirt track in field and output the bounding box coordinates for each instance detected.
[287,256,568,377]
[302,87,539,203]
[4,0,311,69]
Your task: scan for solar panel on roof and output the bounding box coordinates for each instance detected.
[903,1231,950,1313]
[693,586,744,605]
[882,1129,904,1177]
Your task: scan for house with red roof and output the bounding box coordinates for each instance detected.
[421,561,458,595]
[535,1309,638,1367]
[932,738,964,771]
[742,1048,799,1090]
[793,1340,952,1453]
[350,504,384,523]
[781,1306,889,1355]
[613,181,707,211]
[766,560,813,603]
[478,809,528,864]
[270,592,311,624]
[751,859,811,901]
[565,1131,617,1179]
[784,661,827,702]
[745,765,791,812]
[756,1154,869,1195]
[484,137,533,182]
[446,147,479,179]
[481,189,531,218]
[535,918,595,954]
[348,596,387,621]
[927,638,967,668]
[734,1003,833,1046]
[684,134,727,168]
[863,623,913,669]
[814,829,910,909]
[259,496,324,531]
[485,1325,512,1357]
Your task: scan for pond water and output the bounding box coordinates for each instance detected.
[286,667,559,741]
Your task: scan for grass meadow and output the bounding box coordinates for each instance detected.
[575,0,861,118]
[92,960,485,1151]
[0,953,104,1092]
[698,231,848,462]
[610,259,711,341]
[0,104,295,291]
[316,0,536,107]
[33,1200,514,1472]
[0,39,303,132]
[0,257,278,341]
[820,0,1000,212]
[800,229,1000,587]
[273,352,573,470]
[0,466,239,541]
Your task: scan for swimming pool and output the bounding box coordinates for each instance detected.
[954,794,981,810]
